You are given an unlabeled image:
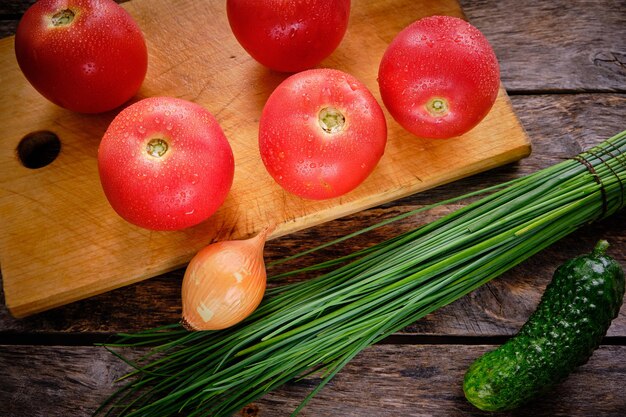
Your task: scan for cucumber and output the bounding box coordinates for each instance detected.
[463,240,625,412]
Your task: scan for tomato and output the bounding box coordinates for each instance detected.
[259,68,387,200]
[378,15,500,139]
[14,0,147,114]
[226,0,350,72]
[98,97,235,231]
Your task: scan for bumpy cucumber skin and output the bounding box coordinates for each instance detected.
[463,241,625,412]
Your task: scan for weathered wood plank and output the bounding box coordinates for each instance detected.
[1,344,624,416]
[459,0,626,92]
[265,344,626,417]
[0,345,129,417]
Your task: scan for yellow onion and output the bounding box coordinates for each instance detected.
[181,227,272,331]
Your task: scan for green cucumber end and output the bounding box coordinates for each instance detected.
[592,239,609,255]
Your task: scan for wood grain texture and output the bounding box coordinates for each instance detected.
[1,344,625,417]
[0,0,530,318]
[459,0,626,92]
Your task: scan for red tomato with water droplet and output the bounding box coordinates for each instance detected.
[98,97,235,231]
[226,0,350,72]
[259,68,387,200]
[14,0,147,113]
[378,15,500,139]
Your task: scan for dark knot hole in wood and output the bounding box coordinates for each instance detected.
[16,130,62,169]
[241,404,259,416]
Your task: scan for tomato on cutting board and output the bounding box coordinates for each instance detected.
[259,68,387,200]
[98,97,235,231]
[226,0,351,72]
[378,15,500,139]
[14,0,147,113]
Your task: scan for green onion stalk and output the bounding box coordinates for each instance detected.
[97,130,626,417]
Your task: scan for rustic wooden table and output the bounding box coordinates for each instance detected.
[1,1,625,416]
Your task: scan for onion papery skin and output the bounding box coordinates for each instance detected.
[181,229,269,331]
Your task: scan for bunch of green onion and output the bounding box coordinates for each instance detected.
[97,129,626,417]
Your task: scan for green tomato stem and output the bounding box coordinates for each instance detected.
[146,138,169,158]
[51,9,75,26]
[318,107,345,134]
[593,239,610,255]
[426,97,449,117]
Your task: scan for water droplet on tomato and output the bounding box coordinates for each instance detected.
[138,126,146,133]
[82,62,96,75]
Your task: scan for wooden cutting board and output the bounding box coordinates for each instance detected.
[0,0,530,318]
